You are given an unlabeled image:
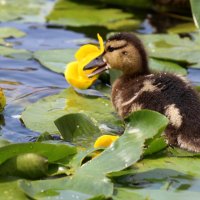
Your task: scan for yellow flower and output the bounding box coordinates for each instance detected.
[65,34,104,89]
[94,135,119,148]
[0,88,6,112]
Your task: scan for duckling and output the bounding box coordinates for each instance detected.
[84,32,200,152]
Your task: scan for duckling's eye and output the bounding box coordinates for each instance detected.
[122,51,128,55]
[107,46,115,52]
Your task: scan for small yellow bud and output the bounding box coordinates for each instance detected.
[94,135,119,148]
[0,88,6,112]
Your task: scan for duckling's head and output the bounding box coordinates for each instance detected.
[84,32,149,77]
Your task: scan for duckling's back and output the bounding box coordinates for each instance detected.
[112,73,200,152]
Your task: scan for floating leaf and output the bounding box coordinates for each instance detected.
[0,27,26,39]
[167,22,197,34]
[0,153,48,179]
[0,27,30,59]
[0,0,54,22]
[0,139,10,148]
[140,33,200,69]
[46,0,139,29]
[21,88,123,146]
[109,69,123,85]
[113,188,145,200]
[62,110,168,196]
[167,146,200,157]
[19,110,168,198]
[143,137,167,156]
[0,46,32,60]
[115,156,200,182]
[0,142,76,165]
[54,113,101,147]
[0,178,28,200]
[149,58,187,75]
[114,188,200,200]
[190,0,200,29]
[34,49,76,74]
[19,177,106,200]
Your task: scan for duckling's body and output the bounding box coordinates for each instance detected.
[112,72,200,151]
[84,32,200,152]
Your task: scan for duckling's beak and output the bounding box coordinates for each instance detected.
[83,55,108,78]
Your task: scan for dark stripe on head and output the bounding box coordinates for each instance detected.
[108,32,149,74]
[107,43,128,52]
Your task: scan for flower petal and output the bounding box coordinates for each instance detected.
[65,34,105,89]
[75,44,99,61]
[97,33,104,54]
[65,61,97,89]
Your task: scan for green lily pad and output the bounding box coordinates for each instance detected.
[0,46,32,60]
[113,188,146,200]
[137,156,200,178]
[19,110,168,198]
[0,27,30,59]
[167,22,197,34]
[114,188,200,200]
[149,58,187,75]
[0,142,76,165]
[0,27,26,38]
[0,0,54,22]
[19,177,105,200]
[115,156,200,181]
[21,88,123,144]
[190,0,200,29]
[34,49,76,74]
[54,113,101,147]
[140,33,200,69]
[46,0,139,30]
[0,153,48,179]
[0,178,28,200]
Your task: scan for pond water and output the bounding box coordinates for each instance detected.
[0,9,200,143]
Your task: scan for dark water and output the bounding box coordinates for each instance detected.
[0,21,200,143]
